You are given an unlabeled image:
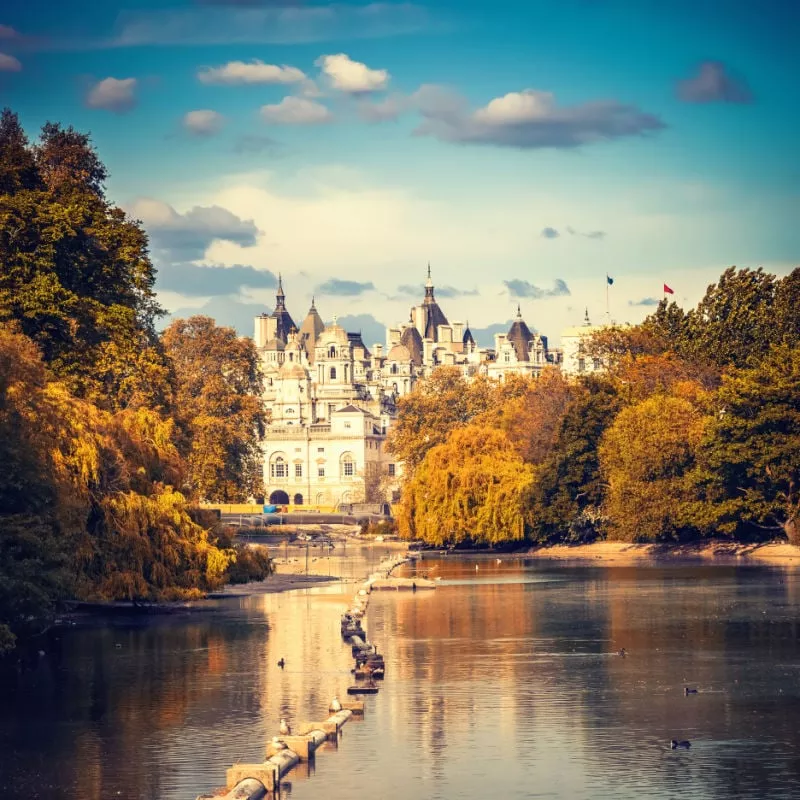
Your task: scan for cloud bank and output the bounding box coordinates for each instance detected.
[316,278,376,295]
[413,85,665,149]
[157,263,277,296]
[183,109,225,135]
[504,278,571,298]
[317,52,389,93]
[131,198,259,261]
[198,59,306,85]
[261,96,332,124]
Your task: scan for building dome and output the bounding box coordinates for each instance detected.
[507,306,534,362]
[317,321,349,347]
[264,337,285,351]
[400,325,424,365]
[278,360,308,380]
[387,343,412,362]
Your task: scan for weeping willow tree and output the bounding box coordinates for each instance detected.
[397,425,534,546]
[0,324,244,651]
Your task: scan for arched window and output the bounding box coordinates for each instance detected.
[391,363,398,375]
[329,346,336,358]
[270,455,287,479]
[293,493,303,506]
[340,453,355,478]
[330,367,337,380]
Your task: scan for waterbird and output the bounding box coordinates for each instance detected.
[280,718,291,736]
[271,736,287,750]
[331,697,342,712]
[616,648,627,657]
[277,657,285,669]
[684,687,698,695]
[671,739,691,750]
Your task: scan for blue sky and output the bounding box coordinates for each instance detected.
[1,0,798,342]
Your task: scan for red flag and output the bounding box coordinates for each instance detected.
[663,283,674,294]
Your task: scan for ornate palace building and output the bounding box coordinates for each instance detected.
[255,269,562,507]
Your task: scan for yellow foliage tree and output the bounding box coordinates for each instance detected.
[397,425,534,545]
[599,393,708,542]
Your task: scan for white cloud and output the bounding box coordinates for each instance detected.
[0,52,21,72]
[0,25,19,40]
[198,59,306,85]
[474,90,555,125]
[317,53,389,94]
[85,77,138,113]
[182,109,225,136]
[260,96,333,125]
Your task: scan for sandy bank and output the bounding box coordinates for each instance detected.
[525,540,800,566]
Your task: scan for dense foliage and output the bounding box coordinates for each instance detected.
[393,266,800,548]
[0,111,270,653]
[163,316,266,501]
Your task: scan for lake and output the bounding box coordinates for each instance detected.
[2,552,799,800]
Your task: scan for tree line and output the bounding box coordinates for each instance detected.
[391,266,800,549]
[0,110,269,653]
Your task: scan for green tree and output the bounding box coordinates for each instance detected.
[696,345,800,543]
[526,377,621,543]
[162,316,266,502]
[0,110,172,410]
[397,425,534,546]
[599,394,708,542]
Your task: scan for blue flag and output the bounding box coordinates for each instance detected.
[607,275,614,285]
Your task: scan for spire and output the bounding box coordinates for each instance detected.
[516,304,522,319]
[310,295,316,310]
[424,263,435,301]
[275,273,286,310]
[583,307,591,326]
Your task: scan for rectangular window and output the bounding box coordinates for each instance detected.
[344,461,354,477]
[388,464,396,477]
[578,358,586,373]
[317,447,324,453]
[344,422,351,429]
[318,466,325,477]
[295,464,302,478]
[593,358,601,370]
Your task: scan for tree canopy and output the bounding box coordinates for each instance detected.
[162,316,266,502]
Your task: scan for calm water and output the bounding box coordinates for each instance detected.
[2,553,800,800]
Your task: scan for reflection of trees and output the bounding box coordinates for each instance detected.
[0,617,267,800]
[376,558,800,799]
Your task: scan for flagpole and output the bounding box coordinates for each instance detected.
[606,274,610,320]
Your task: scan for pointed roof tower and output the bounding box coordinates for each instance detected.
[298,296,325,362]
[400,324,424,366]
[507,305,535,361]
[421,263,449,340]
[270,273,297,343]
[463,319,476,351]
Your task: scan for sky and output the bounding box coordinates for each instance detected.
[1,0,798,345]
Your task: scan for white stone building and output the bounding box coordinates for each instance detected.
[560,310,608,376]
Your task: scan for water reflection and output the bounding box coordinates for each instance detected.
[1,556,799,800]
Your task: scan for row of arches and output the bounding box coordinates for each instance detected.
[268,490,355,505]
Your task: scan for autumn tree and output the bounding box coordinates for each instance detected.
[695,345,800,543]
[479,367,574,464]
[388,368,528,474]
[599,393,708,542]
[162,316,266,502]
[397,425,534,546]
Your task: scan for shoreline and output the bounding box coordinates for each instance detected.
[523,540,800,566]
